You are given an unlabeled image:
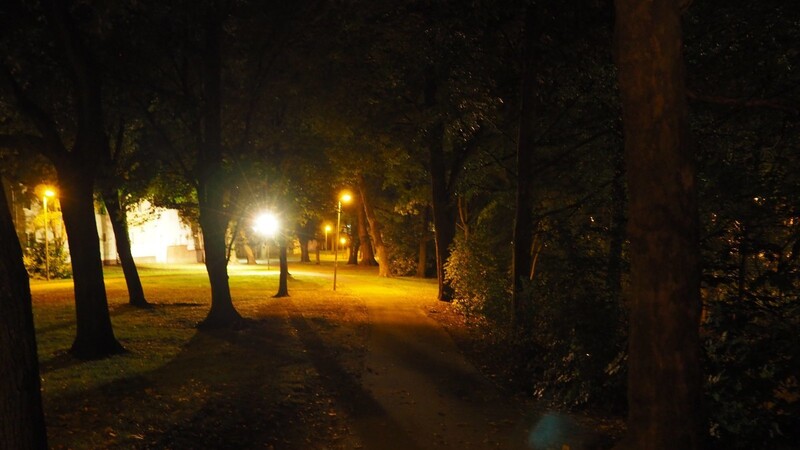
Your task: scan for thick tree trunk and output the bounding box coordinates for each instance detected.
[512,6,540,330]
[299,237,311,263]
[358,203,377,266]
[59,166,125,359]
[429,135,456,301]
[198,190,242,328]
[416,207,430,278]
[357,174,391,277]
[197,5,242,329]
[102,189,150,308]
[274,243,289,297]
[243,243,257,265]
[347,233,359,265]
[0,183,48,450]
[614,0,703,448]
[417,241,427,278]
[606,145,626,299]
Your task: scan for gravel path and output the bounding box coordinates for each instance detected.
[282,268,535,449]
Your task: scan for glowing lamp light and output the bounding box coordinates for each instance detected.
[340,237,347,245]
[254,213,279,237]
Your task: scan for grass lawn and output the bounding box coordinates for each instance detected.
[31,262,367,449]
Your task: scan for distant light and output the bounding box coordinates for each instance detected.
[44,189,56,198]
[340,191,353,204]
[340,237,346,245]
[324,224,332,232]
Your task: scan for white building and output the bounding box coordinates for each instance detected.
[96,200,199,265]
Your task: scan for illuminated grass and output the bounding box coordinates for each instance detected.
[30,261,437,449]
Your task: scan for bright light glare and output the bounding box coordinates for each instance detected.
[254,213,279,237]
[340,237,347,245]
[340,191,353,204]
[44,189,56,198]
[324,224,332,232]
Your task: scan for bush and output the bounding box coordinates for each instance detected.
[445,234,510,324]
[703,292,799,449]
[24,241,72,279]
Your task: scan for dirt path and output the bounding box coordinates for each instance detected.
[281,267,536,449]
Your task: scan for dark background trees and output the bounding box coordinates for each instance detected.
[1,0,797,448]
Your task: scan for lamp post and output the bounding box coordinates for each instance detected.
[254,213,279,270]
[324,224,332,251]
[334,191,352,290]
[42,189,55,281]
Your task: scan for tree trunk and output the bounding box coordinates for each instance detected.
[347,233,359,265]
[59,165,125,359]
[0,183,48,450]
[274,243,289,297]
[197,5,242,329]
[614,0,702,448]
[243,243,257,265]
[357,174,391,277]
[416,206,430,278]
[429,131,456,301]
[512,6,540,330]
[299,236,311,263]
[358,203,377,266]
[606,144,626,300]
[102,189,150,308]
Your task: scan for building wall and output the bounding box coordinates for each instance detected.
[97,201,196,264]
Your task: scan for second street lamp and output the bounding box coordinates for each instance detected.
[254,213,279,270]
[333,191,352,290]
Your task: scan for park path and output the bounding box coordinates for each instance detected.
[281,266,536,449]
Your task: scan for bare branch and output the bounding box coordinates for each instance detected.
[687,90,799,115]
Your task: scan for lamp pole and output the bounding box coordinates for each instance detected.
[255,212,278,271]
[333,191,352,291]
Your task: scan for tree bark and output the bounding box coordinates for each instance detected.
[428,130,456,301]
[357,174,391,277]
[614,0,703,448]
[197,4,242,329]
[102,189,150,308]
[424,66,456,301]
[59,164,125,358]
[299,237,311,263]
[347,232,359,265]
[0,183,48,450]
[274,243,289,297]
[606,144,626,300]
[512,6,541,330]
[358,203,377,266]
[416,206,430,278]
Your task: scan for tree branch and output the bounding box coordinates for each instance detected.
[0,64,67,161]
[687,90,799,115]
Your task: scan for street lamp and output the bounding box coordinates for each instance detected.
[334,191,352,290]
[324,224,332,251]
[42,189,55,281]
[254,213,279,270]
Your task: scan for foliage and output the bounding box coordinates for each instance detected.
[24,241,71,280]
[521,211,626,411]
[444,203,512,324]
